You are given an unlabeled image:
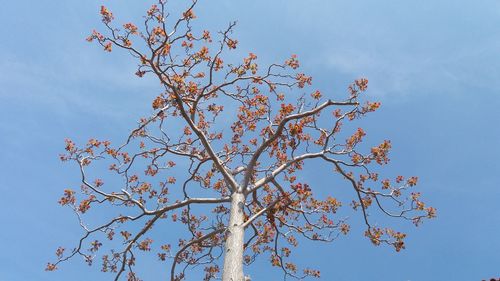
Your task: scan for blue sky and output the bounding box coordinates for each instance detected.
[1,0,499,280]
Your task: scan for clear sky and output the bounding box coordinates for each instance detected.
[1,0,499,280]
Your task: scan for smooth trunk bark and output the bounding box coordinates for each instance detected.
[222,192,245,281]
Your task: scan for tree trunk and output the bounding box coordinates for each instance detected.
[222,192,246,281]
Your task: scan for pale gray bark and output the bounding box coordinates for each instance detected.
[222,192,246,281]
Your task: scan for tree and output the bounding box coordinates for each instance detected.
[47,1,436,280]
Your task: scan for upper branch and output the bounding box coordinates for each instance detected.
[150,65,240,192]
[242,100,358,190]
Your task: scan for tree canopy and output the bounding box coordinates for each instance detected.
[47,1,435,280]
